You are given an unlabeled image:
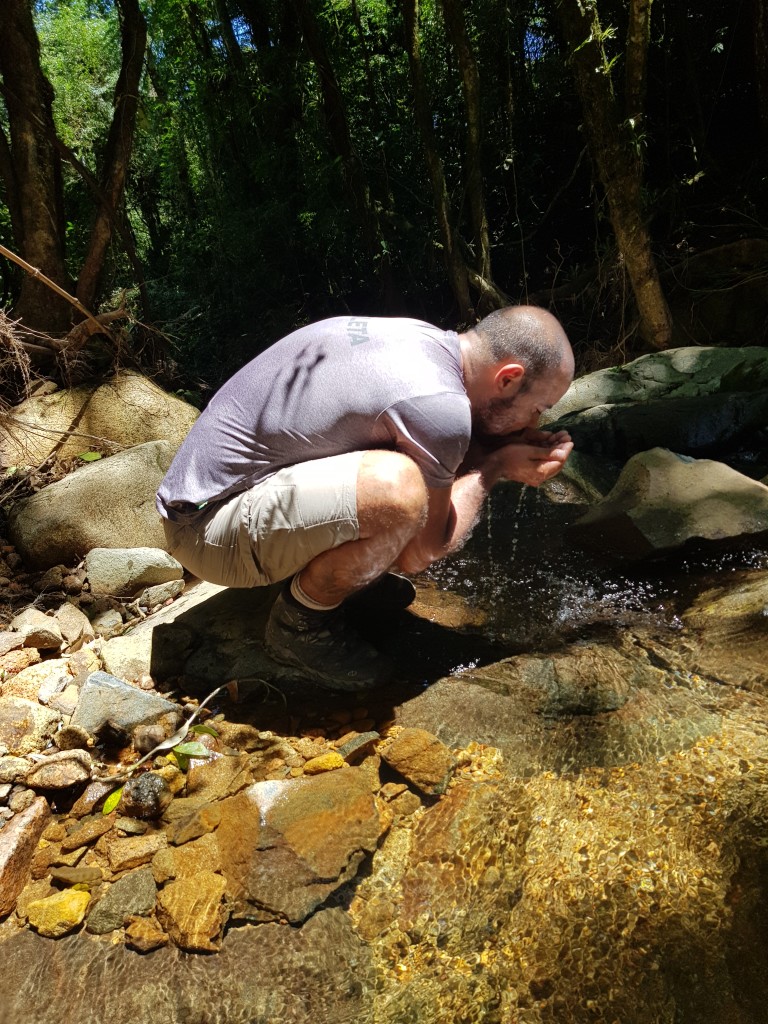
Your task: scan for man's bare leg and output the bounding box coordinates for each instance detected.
[264,450,428,689]
[296,449,428,606]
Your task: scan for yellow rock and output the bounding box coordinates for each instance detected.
[302,752,345,775]
[27,889,90,937]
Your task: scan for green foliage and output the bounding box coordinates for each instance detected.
[0,0,761,371]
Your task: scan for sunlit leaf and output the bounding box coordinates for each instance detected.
[78,451,102,462]
[190,724,219,738]
[102,786,123,814]
[173,741,212,758]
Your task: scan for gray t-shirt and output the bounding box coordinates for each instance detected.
[157,316,470,520]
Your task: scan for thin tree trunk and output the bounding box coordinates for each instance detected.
[0,0,73,332]
[440,0,493,308]
[625,0,653,124]
[754,0,768,144]
[290,0,381,258]
[76,0,147,312]
[557,0,672,349]
[400,0,471,322]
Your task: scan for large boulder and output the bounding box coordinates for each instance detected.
[7,440,176,570]
[0,370,198,468]
[543,346,768,463]
[545,346,768,422]
[569,447,768,558]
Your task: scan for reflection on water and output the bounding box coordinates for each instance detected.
[424,482,768,649]
[393,483,768,1022]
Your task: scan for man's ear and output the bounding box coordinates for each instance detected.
[493,362,525,393]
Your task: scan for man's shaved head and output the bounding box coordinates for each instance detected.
[472,305,572,379]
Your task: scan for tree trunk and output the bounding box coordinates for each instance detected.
[400,0,471,322]
[0,0,73,333]
[754,0,768,144]
[440,0,493,309]
[76,0,147,312]
[625,0,653,124]
[557,0,672,350]
[290,0,382,259]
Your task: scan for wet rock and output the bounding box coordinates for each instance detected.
[0,907,374,1022]
[411,582,488,630]
[378,728,456,796]
[156,870,228,952]
[27,888,91,937]
[85,547,184,599]
[683,573,768,693]
[118,773,173,820]
[69,780,118,818]
[0,697,61,755]
[61,812,115,851]
[184,753,248,801]
[7,440,178,571]
[105,831,166,872]
[398,642,722,774]
[26,750,93,790]
[14,878,55,920]
[216,769,382,923]
[70,671,180,740]
[132,723,167,754]
[152,832,221,884]
[571,448,768,558]
[49,865,103,888]
[9,608,63,650]
[86,866,156,934]
[336,731,380,760]
[0,797,51,916]
[124,915,169,952]
[166,803,221,845]
[54,603,95,652]
[114,817,148,836]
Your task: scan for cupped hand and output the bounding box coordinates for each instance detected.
[492,438,574,486]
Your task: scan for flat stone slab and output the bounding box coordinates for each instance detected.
[70,672,180,738]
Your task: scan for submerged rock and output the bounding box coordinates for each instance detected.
[86,867,156,935]
[216,769,382,923]
[156,871,227,952]
[378,728,456,795]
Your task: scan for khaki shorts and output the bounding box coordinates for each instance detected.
[163,451,363,588]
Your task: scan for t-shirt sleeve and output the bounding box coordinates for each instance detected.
[379,393,471,488]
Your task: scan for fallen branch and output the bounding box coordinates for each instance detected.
[0,242,115,343]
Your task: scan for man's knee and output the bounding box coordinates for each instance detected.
[357,450,428,529]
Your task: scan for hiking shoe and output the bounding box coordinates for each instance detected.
[264,589,394,691]
[344,573,416,614]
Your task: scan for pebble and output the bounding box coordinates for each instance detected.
[26,749,93,790]
[106,831,166,872]
[303,752,345,775]
[86,866,157,934]
[166,803,221,846]
[8,786,35,812]
[119,773,173,820]
[61,812,115,851]
[115,816,149,835]
[49,865,103,888]
[336,731,380,760]
[125,915,169,952]
[27,888,90,937]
